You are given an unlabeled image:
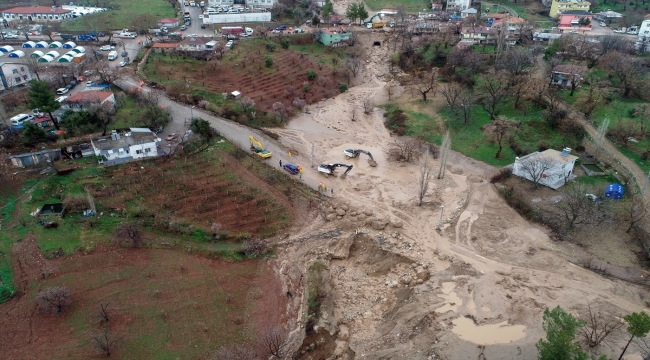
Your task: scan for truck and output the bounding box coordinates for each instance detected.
[107,50,118,61]
[220,26,244,35]
[367,22,385,29]
[77,34,96,41]
[60,34,77,41]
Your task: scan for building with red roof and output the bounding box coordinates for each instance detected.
[157,18,180,28]
[62,91,115,111]
[2,6,72,22]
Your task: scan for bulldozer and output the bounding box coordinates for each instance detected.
[344,149,377,167]
[249,136,272,159]
[318,163,353,176]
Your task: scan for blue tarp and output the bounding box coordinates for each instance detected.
[604,183,624,200]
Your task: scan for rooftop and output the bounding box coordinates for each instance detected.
[2,6,71,14]
[519,149,578,167]
[152,43,178,48]
[553,64,588,74]
[560,10,593,15]
[179,37,213,45]
[462,26,497,34]
[64,91,112,103]
[158,18,179,22]
[92,128,158,151]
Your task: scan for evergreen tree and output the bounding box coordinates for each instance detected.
[536,306,589,360]
[27,80,61,130]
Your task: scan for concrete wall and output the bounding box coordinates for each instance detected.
[202,12,270,24]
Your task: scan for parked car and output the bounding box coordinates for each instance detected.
[87,80,94,86]
[276,25,287,31]
[83,70,95,76]
[599,22,606,26]
[119,60,127,67]
[4,34,18,39]
[201,24,206,29]
[69,80,79,87]
[166,133,178,141]
[180,25,188,31]
[55,96,69,103]
[226,40,234,48]
[56,88,69,95]
[121,51,127,57]
[100,45,112,51]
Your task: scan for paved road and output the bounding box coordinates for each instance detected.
[115,76,331,196]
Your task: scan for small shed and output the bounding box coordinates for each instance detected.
[30,50,44,58]
[35,41,49,48]
[62,41,77,49]
[72,46,85,54]
[604,183,624,200]
[0,45,15,53]
[49,41,62,48]
[8,50,25,58]
[10,148,61,168]
[38,203,66,218]
[229,90,241,99]
[73,53,86,63]
[22,41,36,48]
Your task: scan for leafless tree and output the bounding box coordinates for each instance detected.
[624,195,648,233]
[362,98,374,114]
[608,118,643,146]
[495,48,535,76]
[458,90,475,125]
[477,74,508,120]
[350,105,358,121]
[387,138,422,163]
[272,102,289,123]
[260,325,287,358]
[578,303,623,348]
[256,26,270,41]
[26,56,43,81]
[292,97,306,110]
[385,81,397,101]
[593,116,610,156]
[553,183,608,229]
[345,57,363,78]
[37,286,72,314]
[214,43,227,59]
[130,14,158,35]
[114,222,143,248]
[412,68,439,102]
[417,150,434,206]
[441,83,463,111]
[96,302,114,324]
[95,64,124,84]
[518,156,553,189]
[600,51,647,97]
[577,74,606,117]
[238,97,255,112]
[483,116,516,158]
[437,131,451,179]
[92,330,117,357]
[212,344,256,360]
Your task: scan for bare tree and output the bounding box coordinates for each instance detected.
[212,344,256,360]
[292,97,306,110]
[256,26,269,41]
[96,302,114,324]
[517,156,553,189]
[441,83,463,111]
[553,183,608,229]
[412,68,439,102]
[600,51,648,97]
[578,303,623,348]
[362,98,374,114]
[477,74,508,120]
[260,325,287,358]
[350,105,358,121]
[92,330,117,357]
[387,138,422,163]
[26,56,43,81]
[272,102,289,123]
[458,90,474,125]
[238,97,255,112]
[483,116,516,158]
[385,81,397,101]
[417,150,434,206]
[37,286,72,314]
[437,131,451,179]
[625,195,648,233]
[593,116,610,157]
[577,74,606,117]
[114,222,143,248]
[345,57,363,78]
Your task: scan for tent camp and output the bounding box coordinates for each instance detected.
[8,50,25,58]
[72,46,85,54]
[30,50,44,58]
[35,41,48,48]
[0,45,15,53]
[45,50,60,59]
[48,41,62,48]
[38,55,54,62]
[22,41,36,48]
[58,55,74,62]
[62,41,76,49]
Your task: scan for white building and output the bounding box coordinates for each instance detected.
[636,17,650,51]
[208,0,277,8]
[62,91,115,111]
[512,148,578,189]
[0,62,33,91]
[91,128,161,165]
[2,6,73,22]
[446,0,471,11]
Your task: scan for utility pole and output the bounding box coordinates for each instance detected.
[311,142,314,168]
[642,171,650,195]
[437,205,445,228]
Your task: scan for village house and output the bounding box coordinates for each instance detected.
[460,26,497,44]
[152,43,178,53]
[549,0,591,18]
[551,64,587,87]
[445,0,471,11]
[318,27,351,46]
[460,8,477,18]
[513,148,578,189]
[0,62,33,91]
[157,18,180,28]
[62,91,115,111]
[91,128,160,165]
[178,36,214,51]
[558,10,593,32]
[431,3,444,11]
[2,6,73,22]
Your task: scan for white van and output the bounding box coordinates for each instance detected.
[108,50,118,61]
[200,1,205,6]
[10,113,35,126]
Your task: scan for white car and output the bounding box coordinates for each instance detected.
[119,60,127,67]
[199,14,204,19]
[226,40,234,48]
[86,80,93,86]
[55,96,69,103]
[120,34,136,39]
[4,34,18,39]
[100,45,112,51]
[599,22,606,27]
[56,88,69,95]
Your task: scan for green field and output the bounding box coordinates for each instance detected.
[61,0,176,31]
[363,0,431,12]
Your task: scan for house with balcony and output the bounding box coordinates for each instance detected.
[178,36,213,51]
[550,0,591,18]
[62,91,115,111]
[0,62,33,91]
[551,64,587,87]
[461,26,497,44]
[558,10,593,32]
[318,28,351,46]
[446,0,471,11]
[1,6,73,23]
[91,128,161,165]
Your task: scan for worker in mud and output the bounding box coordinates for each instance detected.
[279,160,282,167]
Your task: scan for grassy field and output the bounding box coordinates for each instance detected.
[61,0,176,31]
[363,0,431,12]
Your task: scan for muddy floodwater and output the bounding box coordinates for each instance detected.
[451,317,526,345]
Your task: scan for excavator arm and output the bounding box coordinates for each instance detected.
[358,150,374,162]
[248,135,272,158]
[332,163,353,175]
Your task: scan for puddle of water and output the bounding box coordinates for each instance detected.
[481,306,491,313]
[466,296,477,315]
[451,317,526,345]
[435,282,462,313]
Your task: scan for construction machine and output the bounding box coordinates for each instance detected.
[249,135,272,158]
[318,163,353,176]
[344,149,377,167]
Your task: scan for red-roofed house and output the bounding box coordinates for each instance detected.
[558,10,593,32]
[2,6,72,22]
[157,18,180,28]
[152,43,178,53]
[178,36,214,51]
[431,3,444,10]
[461,26,498,44]
[62,91,115,111]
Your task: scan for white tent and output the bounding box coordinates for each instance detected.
[58,55,74,62]
[64,51,77,57]
[62,41,76,49]
[38,55,54,62]
[596,10,623,18]
[72,46,85,53]
[35,41,48,48]
[30,50,44,58]
[45,50,60,59]
[0,45,15,53]
[48,41,62,48]
[8,50,25,58]
[22,41,36,48]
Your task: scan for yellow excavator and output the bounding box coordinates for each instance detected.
[249,135,272,158]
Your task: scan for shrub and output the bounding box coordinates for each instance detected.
[384,107,408,135]
[197,100,210,109]
[490,167,512,184]
[306,69,318,81]
[280,38,290,49]
[37,286,71,314]
[242,238,269,258]
[265,42,276,52]
[265,55,273,68]
[338,82,348,93]
[303,81,311,93]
